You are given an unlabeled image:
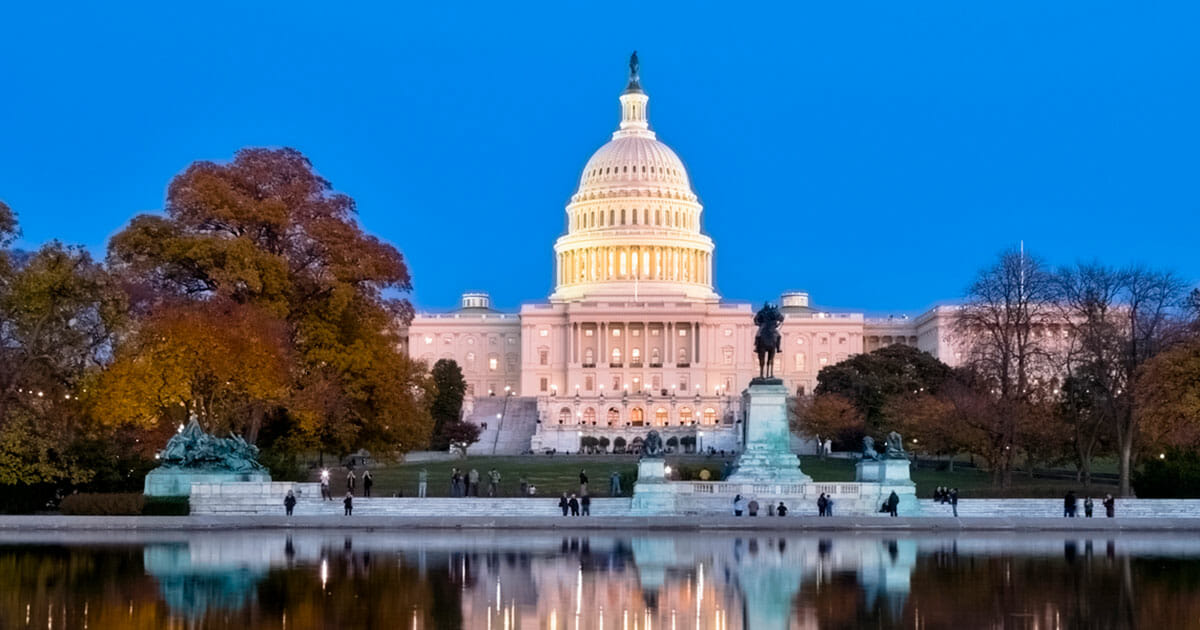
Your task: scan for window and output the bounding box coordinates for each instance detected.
[703,407,717,424]
[539,329,549,337]
[607,408,620,426]
[632,328,640,337]
[466,337,475,345]
[539,378,548,392]
[796,337,805,345]
[489,355,499,371]
[677,347,688,364]
[585,329,594,337]
[538,348,549,365]
[651,329,660,336]
[631,348,641,364]
[585,375,594,391]
[722,346,734,365]
[631,407,644,426]
[507,337,516,345]
[655,407,669,425]
[611,376,621,391]
[613,328,621,337]
[466,352,476,369]
[584,348,594,364]
[611,348,622,364]
[443,336,452,345]
[839,337,847,344]
[506,354,518,370]
[558,407,572,424]
[679,407,693,425]
[651,348,661,364]
[794,353,805,371]
[423,336,433,345]
[679,328,688,336]
[819,354,829,366]
[583,408,596,424]
[651,375,662,390]
[724,328,733,337]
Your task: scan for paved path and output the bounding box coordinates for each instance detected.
[2,515,1200,532]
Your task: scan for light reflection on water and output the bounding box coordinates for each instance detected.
[0,530,1197,628]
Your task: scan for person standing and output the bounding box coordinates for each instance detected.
[817,493,828,517]
[609,471,622,496]
[488,468,501,497]
[949,488,959,517]
[451,468,462,497]
[1084,496,1094,518]
[519,476,529,498]
[568,494,580,516]
[468,469,481,496]
[1103,494,1115,518]
[320,470,332,501]
[362,470,374,498]
[284,490,296,516]
[346,469,357,495]
[579,470,589,496]
[733,494,745,516]
[826,497,835,517]
[767,502,775,517]
[747,498,760,517]
[776,502,788,516]
[559,492,570,516]
[417,468,428,498]
[1064,491,1077,518]
[581,494,591,516]
[343,492,353,516]
[886,491,900,517]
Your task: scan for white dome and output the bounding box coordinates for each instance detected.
[576,135,693,197]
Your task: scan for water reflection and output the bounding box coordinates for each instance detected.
[0,530,1198,628]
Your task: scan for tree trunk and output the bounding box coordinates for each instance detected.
[1119,440,1134,497]
[947,454,955,473]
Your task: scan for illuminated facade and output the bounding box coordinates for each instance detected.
[407,60,963,453]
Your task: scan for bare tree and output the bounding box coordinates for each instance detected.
[954,247,1057,487]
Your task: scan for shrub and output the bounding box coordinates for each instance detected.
[58,493,191,515]
[143,496,191,516]
[1134,450,1200,498]
[60,493,145,515]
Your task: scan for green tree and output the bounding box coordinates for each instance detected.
[428,359,466,447]
[814,344,953,436]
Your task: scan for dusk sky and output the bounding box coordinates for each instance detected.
[2,2,1198,313]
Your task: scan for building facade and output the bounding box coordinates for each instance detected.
[407,61,963,454]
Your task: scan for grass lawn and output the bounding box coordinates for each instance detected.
[312,454,1119,499]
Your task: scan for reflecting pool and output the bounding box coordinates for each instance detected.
[0,529,1198,629]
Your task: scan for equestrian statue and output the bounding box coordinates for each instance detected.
[753,302,784,381]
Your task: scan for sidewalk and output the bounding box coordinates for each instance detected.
[1,514,1198,532]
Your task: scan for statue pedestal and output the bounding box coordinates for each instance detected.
[856,458,921,516]
[726,381,811,484]
[855,459,912,483]
[631,458,675,515]
[144,468,271,497]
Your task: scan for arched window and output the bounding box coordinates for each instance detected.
[611,348,622,365]
[679,407,693,425]
[655,407,669,425]
[703,407,717,424]
[607,408,620,425]
[583,408,596,424]
[558,407,572,425]
[631,348,641,364]
[630,408,644,426]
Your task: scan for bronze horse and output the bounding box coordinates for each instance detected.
[753,302,784,379]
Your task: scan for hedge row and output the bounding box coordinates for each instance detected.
[59,493,189,516]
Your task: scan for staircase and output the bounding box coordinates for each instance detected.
[192,492,633,517]
[465,396,538,455]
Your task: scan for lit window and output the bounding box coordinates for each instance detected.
[424,336,433,345]
[466,337,475,345]
[583,408,596,424]
[819,355,828,366]
[724,328,733,337]
[678,328,688,336]
[612,348,622,364]
[655,407,669,425]
[585,329,594,337]
[539,329,549,337]
[796,338,804,345]
[632,329,641,337]
[489,357,499,371]
[607,408,620,425]
[631,348,641,362]
[613,328,621,337]
[651,329,660,336]
[722,347,733,365]
[703,408,717,424]
[794,353,806,370]
[679,407,693,424]
[558,407,572,424]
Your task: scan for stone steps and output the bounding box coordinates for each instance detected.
[917,499,1200,518]
[194,496,633,517]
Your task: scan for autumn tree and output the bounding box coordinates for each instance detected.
[791,393,864,450]
[1135,335,1200,453]
[954,248,1057,487]
[1054,262,1188,495]
[0,204,128,491]
[103,148,432,459]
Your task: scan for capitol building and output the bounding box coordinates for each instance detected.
[407,58,963,454]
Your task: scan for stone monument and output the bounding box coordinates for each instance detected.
[725,303,811,484]
[855,431,920,514]
[630,430,675,514]
[144,415,271,496]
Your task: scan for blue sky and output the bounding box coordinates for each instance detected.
[2,2,1197,313]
